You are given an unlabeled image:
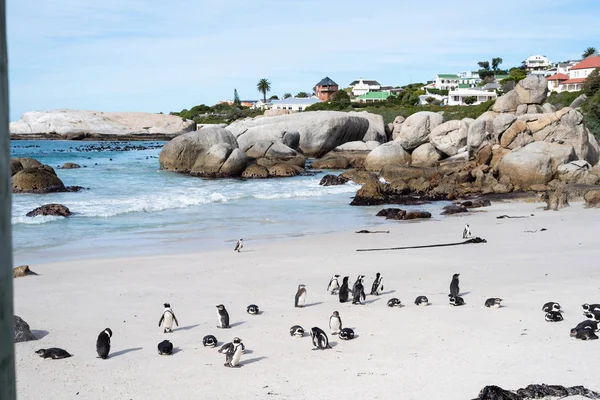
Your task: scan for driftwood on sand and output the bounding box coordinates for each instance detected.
[355,230,390,234]
[356,237,487,252]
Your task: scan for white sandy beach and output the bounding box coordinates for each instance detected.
[12,200,600,399]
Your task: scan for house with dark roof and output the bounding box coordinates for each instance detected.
[349,79,381,96]
[314,77,338,101]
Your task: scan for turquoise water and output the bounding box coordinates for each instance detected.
[10,140,447,265]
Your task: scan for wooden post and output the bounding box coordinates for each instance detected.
[0,0,16,397]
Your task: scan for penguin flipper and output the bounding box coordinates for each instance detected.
[158,315,164,327]
[173,314,179,327]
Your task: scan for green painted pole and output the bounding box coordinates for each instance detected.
[0,0,16,397]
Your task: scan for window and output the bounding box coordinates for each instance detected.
[453,96,459,101]
[298,107,303,112]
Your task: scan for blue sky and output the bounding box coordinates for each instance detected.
[7,0,600,121]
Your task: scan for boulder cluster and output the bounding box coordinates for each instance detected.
[10,157,83,194]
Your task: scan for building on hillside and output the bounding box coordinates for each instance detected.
[447,88,497,106]
[457,71,482,88]
[550,55,600,92]
[556,60,580,75]
[253,99,272,110]
[349,79,381,96]
[419,93,446,105]
[546,73,569,92]
[435,74,460,91]
[524,55,552,71]
[314,77,339,101]
[270,97,321,112]
[353,91,390,103]
[380,86,404,95]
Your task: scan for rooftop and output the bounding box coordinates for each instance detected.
[437,74,460,79]
[349,79,381,86]
[570,56,600,70]
[546,73,569,81]
[315,77,338,87]
[449,88,497,96]
[271,97,322,105]
[357,92,390,99]
[560,78,586,85]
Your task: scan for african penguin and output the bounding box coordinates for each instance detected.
[329,311,342,335]
[542,302,561,313]
[572,329,598,340]
[352,280,366,305]
[545,311,564,322]
[449,274,460,297]
[449,295,465,306]
[224,337,245,368]
[310,327,331,350]
[370,273,384,296]
[414,296,429,306]
[327,275,340,295]
[216,304,230,328]
[294,284,307,308]
[463,224,471,239]
[352,275,365,294]
[35,348,72,359]
[158,303,179,333]
[339,328,355,340]
[289,325,305,338]
[247,304,260,315]
[96,328,112,359]
[585,310,600,322]
[234,238,243,252]
[158,340,174,355]
[202,335,218,348]
[338,276,351,303]
[484,298,502,308]
[575,320,599,331]
[582,303,600,313]
[387,298,402,308]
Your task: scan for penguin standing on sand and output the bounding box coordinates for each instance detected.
[310,327,331,350]
[329,311,342,335]
[295,284,307,308]
[158,303,179,333]
[234,239,243,253]
[96,328,112,359]
[370,273,384,296]
[463,224,471,239]
[352,280,366,305]
[224,337,245,368]
[327,275,340,295]
[352,275,365,294]
[449,274,460,297]
[216,305,230,328]
[339,276,351,303]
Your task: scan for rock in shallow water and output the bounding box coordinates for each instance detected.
[11,168,66,193]
[319,174,349,186]
[26,203,72,217]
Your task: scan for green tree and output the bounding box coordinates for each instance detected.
[491,57,503,72]
[283,93,292,99]
[330,90,350,103]
[583,47,598,59]
[296,92,310,98]
[464,96,477,105]
[256,78,271,102]
[425,96,436,105]
[233,89,241,106]
[477,61,490,71]
[583,68,600,97]
[269,95,279,100]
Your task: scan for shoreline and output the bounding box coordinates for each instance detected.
[14,200,600,399]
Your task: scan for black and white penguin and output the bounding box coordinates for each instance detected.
[329,311,342,335]
[571,328,598,340]
[202,335,218,348]
[414,296,429,306]
[339,328,355,340]
[310,327,331,350]
[96,328,112,359]
[352,275,365,293]
[158,303,179,333]
[294,284,307,308]
[449,274,460,297]
[484,298,503,308]
[582,303,600,313]
[289,325,305,338]
[584,310,600,322]
[339,276,351,303]
[234,238,243,252]
[370,273,384,296]
[35,348,72,359]
[247,304,260,315]
[216,304,230,328]
[463,224,471,239]
[352,280,366,305]
[327,275,340,295]
[575,320,599,332]
[387,298,402,308]
[542,302,561,313]
[158,340,174,355]
[224,337,245,368]
[545,311,564,322]
[449,295,465,306]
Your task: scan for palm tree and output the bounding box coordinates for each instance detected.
[283,93,292,99]
[256,78,271,102]
[583,47,598,58]
[491,57,503,72]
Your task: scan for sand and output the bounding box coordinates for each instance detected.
[12,200,600,399]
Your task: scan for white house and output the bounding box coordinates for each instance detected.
[270,97,321,112]
[349,79,381,96]
[447,88,497,106]
[524,55,552,71]
[548,55,600,93]
[253,99,271,110]
[434,74,460,91]
[556,60,580,75]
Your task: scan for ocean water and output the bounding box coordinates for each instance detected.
[10,140,448,265]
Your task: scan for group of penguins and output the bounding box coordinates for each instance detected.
[543,301,600,340]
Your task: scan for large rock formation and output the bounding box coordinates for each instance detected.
[429,119,470,156]
[10,109,195,137]
[245,140,305,168]
[364,142,411,171]
[226,111,374,157]
[348,111,387,142]
[395,111,444,151]
[11,168,66,193]
[492,75,548,113]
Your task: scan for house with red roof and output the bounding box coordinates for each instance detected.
[548,55,600,92]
